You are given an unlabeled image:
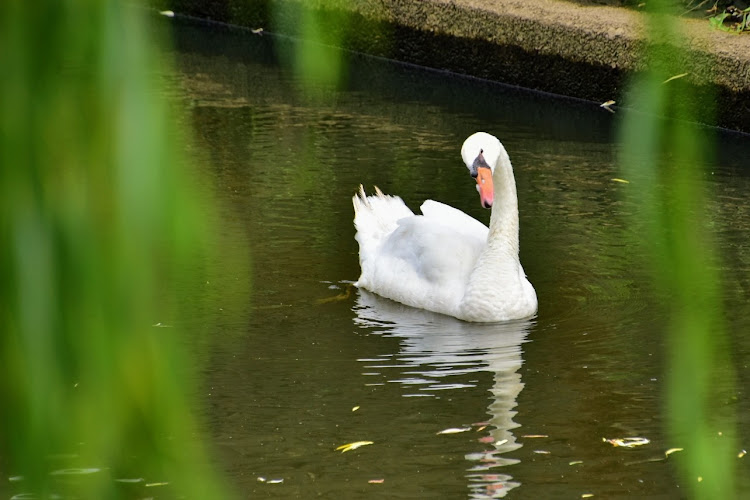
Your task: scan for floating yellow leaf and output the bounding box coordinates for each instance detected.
[739,449,747,458]
[475,426,487,432]
[352,406,360,412]
[368,479,385,484]
[336,441,374,452]
[600,100,615,113]
[569,460,583,465]
[522,434,549,438]
[665,447,684,457]
[662,72,689,85]
[145,482,169,487]
[582,494,595,498]
[603,437,650,448]
[611,178,630,184]
[437,427,471,435]
[317,284,353,304]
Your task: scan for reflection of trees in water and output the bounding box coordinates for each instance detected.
[353,290,534,498]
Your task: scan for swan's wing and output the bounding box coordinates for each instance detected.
[420,200,488,240]
[358,211,486,317]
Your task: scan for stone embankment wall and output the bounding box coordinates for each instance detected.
[166,0,750,132]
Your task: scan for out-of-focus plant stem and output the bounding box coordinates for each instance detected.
[0,1,233,498]
[619,4,737,499]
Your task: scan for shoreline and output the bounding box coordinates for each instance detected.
[166,0,750,132]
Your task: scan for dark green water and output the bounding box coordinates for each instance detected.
[172,20,750,499]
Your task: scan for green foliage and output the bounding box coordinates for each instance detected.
[619,1,738,498]
[709,6,750,32]
[0,1,234,497]
[272,1,350,94]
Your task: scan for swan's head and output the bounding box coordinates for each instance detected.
[461,132,502,209]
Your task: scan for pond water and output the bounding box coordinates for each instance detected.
[171,20,750,498]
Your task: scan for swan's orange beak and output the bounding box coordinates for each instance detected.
[476,167,494,208]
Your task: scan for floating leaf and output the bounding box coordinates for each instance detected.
[582,494,595,498]
[522,434,549,438]
[739,449,747,458]
[352,406,360,412]
[665,447,684,457]
[368,479,385,484]
[336,441,374,452]
[475,426,487,432]
[317,285,353,304]
[496,439,509,446]
[611,178,630,184]
[603,437,650,448]
[251,28,264,35]
[600,100,615,113]
[145,482,169,487]
[159,10,175,17]
[533,450,551,454]
[437,427,471,435]
[267,478,284,484]
[569,460,583,465]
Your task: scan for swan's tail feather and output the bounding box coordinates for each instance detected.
[352,185,413,280]
[352,184,370,214]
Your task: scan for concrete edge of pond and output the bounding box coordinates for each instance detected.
[164,0,750,133]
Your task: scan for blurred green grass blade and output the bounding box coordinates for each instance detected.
[0,1,237,498]
[619,2,737,498]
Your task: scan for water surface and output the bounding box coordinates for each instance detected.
[172,20,750,498]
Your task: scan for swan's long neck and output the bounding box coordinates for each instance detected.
[487,153,520,257]
[460,151,527,321]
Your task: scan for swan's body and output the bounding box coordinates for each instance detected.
[352,132,537,322]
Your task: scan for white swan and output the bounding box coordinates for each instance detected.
[352,132,537,322]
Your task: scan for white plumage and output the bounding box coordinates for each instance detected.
[352,132,537,322]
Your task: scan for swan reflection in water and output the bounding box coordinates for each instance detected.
[353,290,534,498]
